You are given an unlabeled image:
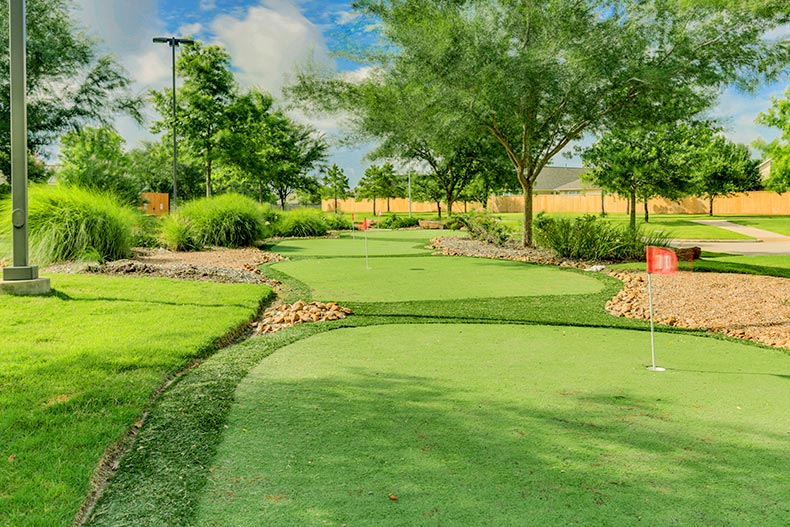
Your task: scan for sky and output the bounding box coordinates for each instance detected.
[71,0,787,186]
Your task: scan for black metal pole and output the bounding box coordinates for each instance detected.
[171,40,177,211]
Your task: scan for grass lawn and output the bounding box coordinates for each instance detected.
[196,324,790,527]
[725,216,790,236]
[0,274,270,527]
[271,255,604,303]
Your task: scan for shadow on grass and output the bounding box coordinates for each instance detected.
[197,368,790,526]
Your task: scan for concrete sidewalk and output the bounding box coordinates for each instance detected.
[671,220,790,256]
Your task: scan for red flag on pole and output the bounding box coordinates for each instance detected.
[646,246,678,275]
[359,218,369,231]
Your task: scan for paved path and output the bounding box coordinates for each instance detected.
[671,220,790,256]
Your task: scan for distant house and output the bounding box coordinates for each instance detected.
[533,166,599,195]
[758,159,772,181]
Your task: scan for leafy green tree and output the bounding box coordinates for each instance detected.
[321,164,351,211]
[355,163,404,214]
[0,0,142,177]
[57,126,140,203]
[151,41,236,198]
[583,123,704,228]
[127,140,204,201]
[265,113,328,210]
[411,173,445,218]
[291,0,788,246]
[755,87,790,191]
[215,88,277,202]
[692,137,760,216]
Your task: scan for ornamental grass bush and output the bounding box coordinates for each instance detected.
[378,214,420,229]
[158,214,203,252]
[178,193,267,247]
[458,212,512,246]
[533,213,671,261]
[324,212,353,231]
[0,184,136,265]
[277,208,329,237]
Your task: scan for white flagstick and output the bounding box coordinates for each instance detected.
[647,272,665,372]
[364,223,370,270]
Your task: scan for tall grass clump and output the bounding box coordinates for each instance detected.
[324,212,353,231]
[178,193,267,247]
[158,214,203,251]
[534,213,671,261]
[458,212,512,246]
[378,214,420,229]
[277,208,329,237]
[0,184,136,265]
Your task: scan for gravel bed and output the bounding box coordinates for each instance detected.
[432,236,790,350]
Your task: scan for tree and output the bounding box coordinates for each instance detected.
[265,113,328,210]
[151,41,236,198]
[755,87,790,191]
[127,140,204,202]
[583,123,704,228]
[291,0,788,246]
[322,164,351,211]
[215,89,277,203]
[355,163,404,214]
[692,137,760,216]
[0,0,142,177]
[411,173,445,218]
[57,126,139,204]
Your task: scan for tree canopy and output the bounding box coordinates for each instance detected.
[289,0,789,245]
[756,87,790,192]
[0,0,142,180]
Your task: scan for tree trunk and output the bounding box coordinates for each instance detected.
[386,197,391,212]
[334,196,338,211]
[258,183,264,203]
[206,156,212,198]
[709,197,714,216]
[372,198,376,216]
[643,200,649,223]
[437,202,442,219]
[522,181,534,247]
[464,201,468,213]
[600,190,606,217]
[629,190,637,230]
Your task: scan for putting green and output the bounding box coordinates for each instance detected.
[271,255,605,302]
[271,230,463,258]
[196,324,790,527]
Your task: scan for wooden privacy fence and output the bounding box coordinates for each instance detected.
[324,191,790,216]
[140,192,169,216]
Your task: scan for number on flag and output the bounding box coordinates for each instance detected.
[646,246,678,275]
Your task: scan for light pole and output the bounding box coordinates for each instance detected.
[153,36,194,212]
[1,0,50,295]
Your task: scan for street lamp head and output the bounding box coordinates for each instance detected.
[153,36,196,47]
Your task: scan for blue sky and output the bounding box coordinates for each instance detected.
[73,0,786,186]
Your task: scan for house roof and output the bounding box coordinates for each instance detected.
[533,167,592,192]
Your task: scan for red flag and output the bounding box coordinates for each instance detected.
[351,213,355,222]
[359,218,369,231]
[646,246,678,275]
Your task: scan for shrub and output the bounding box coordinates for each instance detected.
[533,213,671,261]
[378,214,420,229]
[458,212,512,246]
[0,184,136,265]
[324,212,353,231]
[277,208,329,237]
[178,193,267,247]
[158,215,203,252]
[132,214,161,248]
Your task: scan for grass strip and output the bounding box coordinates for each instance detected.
[0,274,270,527]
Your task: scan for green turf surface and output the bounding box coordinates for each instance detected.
[0,274,269,527]
[196,324,790,527]
[269,229,462,258]
[272,255,604,302]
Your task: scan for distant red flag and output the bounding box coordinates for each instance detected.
[646,246,678,275]
[351,213,355,222]
[359,218,369,231]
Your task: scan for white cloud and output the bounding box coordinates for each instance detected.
[178,23,204,37]
[212,0,331,95]
[200,0,217,10]
[334,10,360,25]
[713,87,783,150]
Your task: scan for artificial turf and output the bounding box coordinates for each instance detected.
[195,324,790,526]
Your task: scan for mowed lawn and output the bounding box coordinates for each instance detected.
[270,229,464,258]
[196,324,790,527]
[0,274,269,527]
